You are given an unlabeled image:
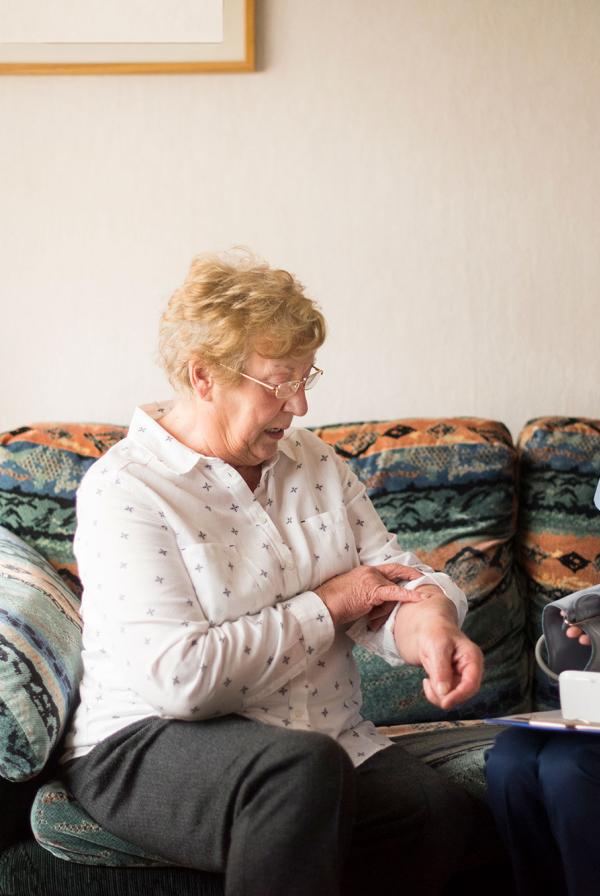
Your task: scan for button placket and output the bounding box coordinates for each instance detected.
[256,463,295,568]
[289,674,309,722]
[281,561,301,597]
[252,499,296,578]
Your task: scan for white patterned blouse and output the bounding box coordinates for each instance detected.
[62,402,467,767]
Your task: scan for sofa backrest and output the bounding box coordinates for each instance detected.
[0,417,530,730]
[516,417,600,709]
[314,416,528,724]
[0,424,126,596]
[8,415,597,728]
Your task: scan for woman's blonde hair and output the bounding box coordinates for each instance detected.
[158,251,326,392]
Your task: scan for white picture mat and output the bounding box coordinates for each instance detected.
[0,0,223,44]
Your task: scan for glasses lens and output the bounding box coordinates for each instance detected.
[276,383,297,400]
[275,369,321,399]
[304,369,321,391]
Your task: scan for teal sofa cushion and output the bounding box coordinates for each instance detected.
[0,527,82,781]
[31,780,170,867]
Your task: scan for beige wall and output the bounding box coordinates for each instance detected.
[2,0,599,437]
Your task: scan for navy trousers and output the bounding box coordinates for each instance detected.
[485,727,600,896]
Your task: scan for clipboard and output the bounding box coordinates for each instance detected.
[485,710,600,734]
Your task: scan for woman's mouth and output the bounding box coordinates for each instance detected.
[264,428,285,440]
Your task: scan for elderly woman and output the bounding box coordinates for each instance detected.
[61,252,493,895]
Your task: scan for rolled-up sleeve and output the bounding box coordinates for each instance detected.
[334,454,468,665]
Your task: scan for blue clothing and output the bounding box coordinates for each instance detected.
[486,727,600,896]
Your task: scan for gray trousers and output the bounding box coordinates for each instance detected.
[63,715,497,896]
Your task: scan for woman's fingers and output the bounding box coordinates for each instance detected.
[421,635,483,709]
[366,601,396,631]
[374,563,424,583]
[371,581,427,605]
[315,563,428,627]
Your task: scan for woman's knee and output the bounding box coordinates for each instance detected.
[253,730,354,807]
[267,729,353,780]
[231,730,355,852]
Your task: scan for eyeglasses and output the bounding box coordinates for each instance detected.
[220,364,324,400]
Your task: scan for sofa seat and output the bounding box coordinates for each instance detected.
[0,841,224,896]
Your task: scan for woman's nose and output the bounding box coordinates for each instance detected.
[283,387,308,417]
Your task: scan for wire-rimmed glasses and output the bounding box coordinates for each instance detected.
[220,365,323,400]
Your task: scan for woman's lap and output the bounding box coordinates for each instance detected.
[63,715,350,872]
[346,742,501,893]
[63,716,497,894]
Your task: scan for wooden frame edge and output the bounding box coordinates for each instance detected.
[0,0,255,75]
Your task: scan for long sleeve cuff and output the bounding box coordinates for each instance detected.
[287,591,335,657]
[346,573,468,667]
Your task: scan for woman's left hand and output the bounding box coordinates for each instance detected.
[418,626,484,710]
[394,588,483,710]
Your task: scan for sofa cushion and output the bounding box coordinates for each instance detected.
[0,527,82,781]
[386,720,507,799]
[517,417,600,709]
[313,417,528,724]
[0,424,126,595]
[31,780,171,868]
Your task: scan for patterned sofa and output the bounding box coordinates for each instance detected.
[0,414,599,896]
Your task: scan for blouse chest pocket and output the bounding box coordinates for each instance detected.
[180,543,273,625]
[298,505,358,591]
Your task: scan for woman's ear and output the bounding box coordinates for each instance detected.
[188,360,213,400]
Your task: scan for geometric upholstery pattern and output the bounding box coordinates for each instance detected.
[1,417,529,728]
[0,527,82,782]
[31,780,173,867]
[3,414,593,873]
[0,424,126,596]
[314,417,529,724]
[516,416,600,709]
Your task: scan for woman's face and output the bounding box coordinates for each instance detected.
[208,351,314,469]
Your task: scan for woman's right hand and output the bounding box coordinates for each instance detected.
[313,563,427,627]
